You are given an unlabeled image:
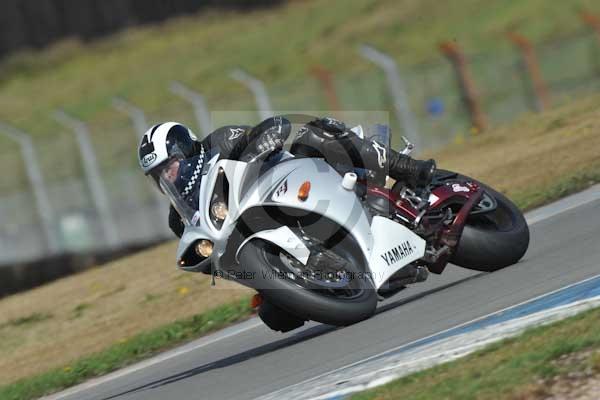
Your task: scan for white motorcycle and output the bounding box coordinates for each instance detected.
[164,126,529,332]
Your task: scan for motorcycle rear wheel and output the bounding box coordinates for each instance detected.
[440,171,530,271]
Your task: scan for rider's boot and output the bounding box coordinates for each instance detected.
[358,140,436,190]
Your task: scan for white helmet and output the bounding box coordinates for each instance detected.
[138,122,207,224]
[138,122,198,174]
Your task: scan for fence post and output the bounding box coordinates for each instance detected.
[112,97,149,140]
[439,41,487,133]
[112,97,172,239]
[230,68,273,121]
[580,11,600,44]
[0,123,60,253]
[169,81,213,138]
[53,110,120,248]
[358,44,421,149]
[310,65,341,111]
[507,32,551,112]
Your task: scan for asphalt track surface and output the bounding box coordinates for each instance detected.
[47,185,600,400]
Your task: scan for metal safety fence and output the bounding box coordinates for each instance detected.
[2,26,600,266]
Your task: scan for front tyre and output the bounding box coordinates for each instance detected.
[444,172,530,271]
[258,300,306,333]
[239,239,377,326]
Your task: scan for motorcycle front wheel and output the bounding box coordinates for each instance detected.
[239,239,377,326]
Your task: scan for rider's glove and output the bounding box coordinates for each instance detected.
[256,128,286,153]
[253,116,291,153]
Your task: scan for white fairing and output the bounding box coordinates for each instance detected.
[368,216,426,288]
[235,226,310,265]
[237,157,374,258]
[176,152,426,290]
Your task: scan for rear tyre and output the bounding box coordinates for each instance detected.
[441,171,530,271]
[239,239,377,326]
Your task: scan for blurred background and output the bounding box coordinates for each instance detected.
[1,0,599,295]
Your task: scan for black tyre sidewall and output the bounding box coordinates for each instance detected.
[445,172,530,271]
[258,300,306,332]
[239,239,378,326]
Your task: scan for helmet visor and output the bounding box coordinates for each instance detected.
[148,154,206,226]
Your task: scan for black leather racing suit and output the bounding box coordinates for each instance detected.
[168,116,434,237]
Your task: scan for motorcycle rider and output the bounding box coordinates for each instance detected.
[138,115,436,238]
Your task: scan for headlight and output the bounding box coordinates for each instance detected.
[210,168,230,230]
[195,240,214,257]
[210,201,229,221]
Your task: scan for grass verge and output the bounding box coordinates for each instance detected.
[512,167,600,211]
[0,239,253,386]
[351,306,600,400]
[0,297,253,400]
[426,94,600,213]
